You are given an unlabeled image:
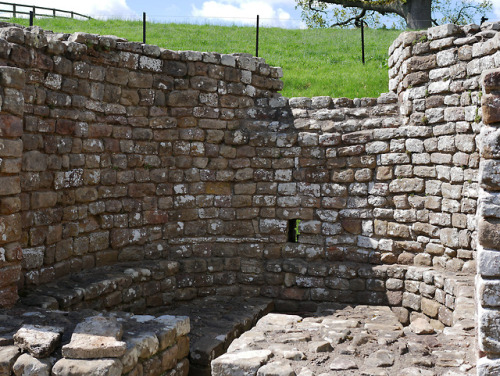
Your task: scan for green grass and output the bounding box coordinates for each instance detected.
[10,17,401,98]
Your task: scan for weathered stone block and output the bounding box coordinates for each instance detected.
[478,307,500,354]
[12,353,51,376]
[478,218,500,250]
[482,69,500,93]
[0,114,22,137]
[427,24,461,40]
[0,345,20,375]
[483,94,500,124]
[52,358,123,376]
[480,160,500,191]
[477,357,500,376]
[62,316,127,359]
[14,324,62,358]
[212,349,272,376]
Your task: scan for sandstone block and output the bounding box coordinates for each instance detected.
[427,24,461,40]
[389,178,424,193]
[155,315,190,336]
[31,191,58,209]
[477,357,500,376]
[0,139,22,158]
[257,361,295,376]
[478,307,500,353]
[0,114,22,137]
[0,177,20,196]
[483,94,500,124]
[0,213,21,244]
[481,159,500,191]
[12,353,51,376]
[62,316,127,359]
[478,248,500,277]
[406,55,437,72]
[479,279,500,307]
[402,292,421,311]
[421,298,440,318]
[0,346,20,375]
[14,324,62,358]
[52,358,123,376]
[478,218,500,250]
[212,350,272,376]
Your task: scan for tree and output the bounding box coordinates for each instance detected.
[296,0,492,29]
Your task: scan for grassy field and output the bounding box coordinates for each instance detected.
[10,18,401,98]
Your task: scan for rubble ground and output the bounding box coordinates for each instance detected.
[212,303,475,376]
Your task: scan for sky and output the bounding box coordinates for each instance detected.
[5,0,500,28]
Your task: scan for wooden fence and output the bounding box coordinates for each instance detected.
[0,1,91,19]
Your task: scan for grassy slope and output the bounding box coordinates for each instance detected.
[11,18,401,98]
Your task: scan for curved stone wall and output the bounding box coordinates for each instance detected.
[0,20,497,340]
[1,19,500,375]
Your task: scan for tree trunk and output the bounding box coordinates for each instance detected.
[405,0,432,29]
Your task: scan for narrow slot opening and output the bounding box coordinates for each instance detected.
[288,219,300,243]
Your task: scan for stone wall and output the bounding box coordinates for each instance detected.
[0,65,25,307]
[1,19,500,375]
[476,69,500,374]
[0,19,498,344]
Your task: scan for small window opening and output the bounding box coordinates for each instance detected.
[288,219,301,243]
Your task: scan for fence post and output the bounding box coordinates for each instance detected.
[256,15,259,57]
[361,20,365,65]
[143,12,146,44]
[29,11,34,26]
[12,4,16,18]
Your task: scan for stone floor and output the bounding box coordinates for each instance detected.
[212,303,476,376]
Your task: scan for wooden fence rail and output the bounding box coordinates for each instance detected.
[0,1,91,19]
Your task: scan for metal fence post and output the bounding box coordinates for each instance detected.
[29,11,34,26]
[13,4,16,18]
[143,12,146,44]
[361,20,365,65]
[256,15,260,57]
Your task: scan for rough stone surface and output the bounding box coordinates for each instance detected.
[51,358,123,376]
[213,304,475,376]
[62,316,127,359]
[12,353,51,376]
[13,324,62,358]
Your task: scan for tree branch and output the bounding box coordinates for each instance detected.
[453,4,481,23]
[330,8,366,27]
[308,0,328,14]
[315,0,406,18]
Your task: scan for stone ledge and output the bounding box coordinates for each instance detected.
[20,260,180,311]
[0,307,190,376]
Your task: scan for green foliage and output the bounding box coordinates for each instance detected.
[295,0,382,28]
[11,17,399,98]
[293,219,301,242]
[295,0,492,29]
[432,0,492,25]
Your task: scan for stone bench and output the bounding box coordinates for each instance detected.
[0,307,190,376]
[20,260,180,312]
[16,261,474,376]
